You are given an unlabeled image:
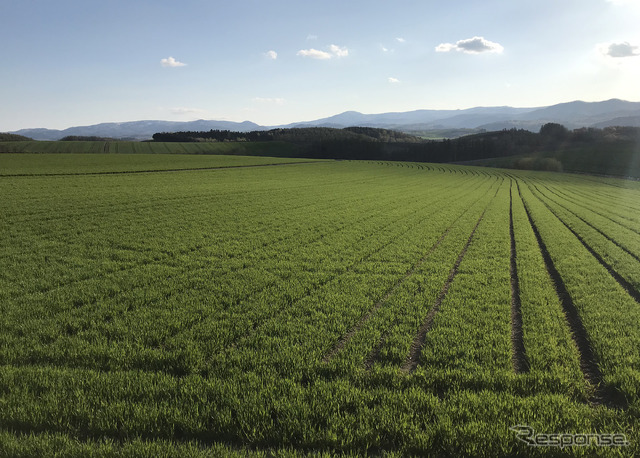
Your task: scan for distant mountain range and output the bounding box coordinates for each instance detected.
[11,120,263,141]
[9,99,640,141]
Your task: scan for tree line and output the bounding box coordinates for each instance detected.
[151,124,640,163]
[151,126,423,143]
[0,133,32,141]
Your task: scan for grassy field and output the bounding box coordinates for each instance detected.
[0,140,302,157]
[0,153,318,176]
[1,153,639,456]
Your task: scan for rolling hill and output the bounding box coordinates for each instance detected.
[7,99,640,140]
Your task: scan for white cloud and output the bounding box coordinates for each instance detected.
[297,44,349,59]
[388,77,400,84]
[435,43,456,52]
[265,50,278,60]
[396,37,406,43]
[435,36,504,54]
[598,41,639,58]
[160,56,187,67]
[297,48,332,59]
[252,97,285,105]
[329,44,349,57]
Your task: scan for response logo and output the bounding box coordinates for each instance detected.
[510,425,629,449]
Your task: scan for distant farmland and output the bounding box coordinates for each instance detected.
[0,140,302,157]
[1,153,639,456]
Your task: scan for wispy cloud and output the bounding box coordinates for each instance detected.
[160,56,187,67]
[252,97,285,105]
[329,44,349,57]
[388,77,400,84]
[265,50,278,60]
[436,36,504,54]
[297,48,332,59]
[396,37,406,43]
[170,107,207,115]
[307,34,318,40]
[297,44,349,59]
[598,41,639,58]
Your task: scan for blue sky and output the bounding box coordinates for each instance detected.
[1,0,639,130]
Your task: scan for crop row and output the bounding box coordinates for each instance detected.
[2,156,639,455]
[0,141,301,157]
[1,164,493,376]
[518,179,640,409]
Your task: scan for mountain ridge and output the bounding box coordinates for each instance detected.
[7,99,640,141]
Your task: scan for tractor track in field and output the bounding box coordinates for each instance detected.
[537,181,640,237]
[0,160,325,178]
[509,181,529,374]
[12,175,484,362]
[322,209,464,364]
[322,178,501,364]
[8,176,435,300]
[3,174,384,227]
[546,180,640,215]
[11,193,392,304]
[518,182,626,409]
[11,177,484,378]
[535,183,640,263]
[536,176,640,226]
[227,177,492,357]
[400,205,489,374]
[528,184,640,305]
[10,180,487,376]
[361,181,504,371]
[372,177,504,373]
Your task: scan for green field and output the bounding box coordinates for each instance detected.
[0,140,302,157]
[1,153,639,456]
[0,153,318,175]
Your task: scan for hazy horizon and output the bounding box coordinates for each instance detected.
[2,0,639,131]
[7,97,640,133]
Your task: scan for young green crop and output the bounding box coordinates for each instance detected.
[1,154,639,456]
